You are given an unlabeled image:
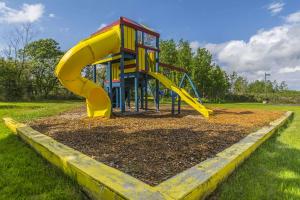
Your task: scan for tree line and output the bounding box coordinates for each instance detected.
[159,39,229,101]
[0,25,298,103]
[159,39,298,103]
[0,25,75,101]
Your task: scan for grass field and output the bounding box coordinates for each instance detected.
[0,101,299,199]
[0,101,84,200]
[210,103,300,200]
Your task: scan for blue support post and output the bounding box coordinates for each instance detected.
[178,96,181,114]
[135,73,139,112]
[93,65,97,83]
[140,82,144,109]
[145,49,148,110]
[179,73,202,103]
[179,73,187,88]
[127,88,130,108]
[120,23,125,112]
[135,30,139,112]
[144,75,148,110]
[155,36,160,111]
[108,62,113,111]
[116,87,119,108]
[171,91,175,114]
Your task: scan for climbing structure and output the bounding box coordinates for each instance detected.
[55,17,212,118]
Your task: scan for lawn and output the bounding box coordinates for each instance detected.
[0,101,85,200]
[0,101,299,199]
[209,103,300,200]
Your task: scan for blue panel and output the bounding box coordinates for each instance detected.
[93,65,97,83]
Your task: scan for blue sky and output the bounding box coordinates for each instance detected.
[1,0,300,89]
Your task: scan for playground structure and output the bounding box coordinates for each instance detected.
[55,17,211,118]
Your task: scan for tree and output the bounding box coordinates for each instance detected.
[233,76,248,95]
[0,24,35,100]
[207,65,229,100]
[229,71,238,93]
[279,81,288,91]
[247,80,273,94]
[0,58,22,100]
[191,48,213,97]
[24,39,63,98]
[160,39,177,65]
[3,24,35,81]
[176,39,192,84]
[160,39,178,82]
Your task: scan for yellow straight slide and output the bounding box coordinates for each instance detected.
[55,25,121,118]
[148,72,211,118]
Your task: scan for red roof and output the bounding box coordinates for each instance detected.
[91,17,160,37]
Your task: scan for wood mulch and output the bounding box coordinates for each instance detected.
[29,105,283,186]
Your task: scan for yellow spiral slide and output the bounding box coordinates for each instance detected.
[55,26,121,117]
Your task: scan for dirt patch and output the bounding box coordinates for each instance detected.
[29,105,283,186]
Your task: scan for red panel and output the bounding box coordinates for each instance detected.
[121,47,136,54]
[159,62,187,73]
[90,17,160,43]
[104,80,120,83]
[124,64,136,69]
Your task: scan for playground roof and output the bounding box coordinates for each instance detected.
[91,17,160,38]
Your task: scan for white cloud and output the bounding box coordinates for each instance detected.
[279,66,300,73]
[0,42,4,53]
[267,2,285,15]
[204,10,300,90]
[49,13,55,18]
[285,11,300,23]
[0,2,44,24]
[98,23,107,30]
[190,40,201,52]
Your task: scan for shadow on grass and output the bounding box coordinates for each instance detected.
[0,105,42,110]
[213,109,254,115]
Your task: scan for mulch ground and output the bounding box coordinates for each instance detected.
[29,104,283,186]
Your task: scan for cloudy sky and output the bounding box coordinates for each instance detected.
[0,0,299,90]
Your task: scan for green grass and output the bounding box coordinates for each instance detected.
[208,103,300,200]
[0,102,299,199]
[0,101,85,200]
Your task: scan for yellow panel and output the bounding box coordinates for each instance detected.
[112,63,119,81]
[139,48,141,70]
[127,27,131,50]
[130,28,135,50]
[128,27,131,50]
[148,52,155,72]
[129,27,132,50]
[124,59,136,65]
[142,48,145,70]
[131,28,136,51]
[138,48,145,71]
[124,26,128,50]
[123,26,135,51]
[124,68,136,73]
[111,59,136,78]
